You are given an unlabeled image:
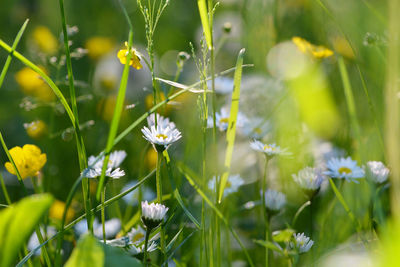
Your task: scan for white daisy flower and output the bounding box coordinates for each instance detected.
[366,161,390,184]
[207,77,234,94]
[208,174,245,197]
[292,167,325,191]
[324,157,365,183]
[121,180,156,206]
[75,218,121,239]
[207,107,248,132]
[250,140,289,157]
[105,226,147,247]
[141,201,169,229]
[82,150,127,179]
[147,113,176,129]
[290,232,314,253]
[241,117,271,139]
[264,189,286,212]
[128,241,158,255]
[141,123,182,152]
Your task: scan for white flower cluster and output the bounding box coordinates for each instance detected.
[141,201,169,222]
[250,140,288,157]
[82,150,127,179]
[264,189,286,211]
[292,167,325,191]
[324,157,365,183]
[366,161,389,184]
[290,232,314,253]
[207,107,248,132]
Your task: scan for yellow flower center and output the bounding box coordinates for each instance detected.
[219,118,229,124]
[132,232,144,242]
[263,145,275,151]
[156,134,168,140]
[254,127,262,134]
[338,167,352,174]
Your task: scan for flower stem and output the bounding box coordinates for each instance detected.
[0,172,11,205]
[262,157,270,267]
[101,185,107,243]
[143,229,151,266]
[156,151,166,263]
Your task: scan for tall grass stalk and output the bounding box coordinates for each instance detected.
[262,158,270,267]
[156,151,167,263]
[385,0,400,220]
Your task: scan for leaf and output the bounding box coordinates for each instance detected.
[254,240,283,254]
[102,242,143,267]
[197,0,212,49]
[272,229,295,243]
[0,194,54,267]
[218,49,245,203]
[65,234,104,267]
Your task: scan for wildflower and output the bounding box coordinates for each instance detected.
[117,42,142,69]
[85,36,115,60]
[332,36,355,59]
[82,150,126,179]
[208,174,245,197]
[366,161,389,184]
[264,189,286,213]
[207,107,248,131]
[292,167,325,192]
[207,77,234,94]
[292,36,333,59]
[147,113,176,129]
[290,233,314,253]
[14,67,55,102]
[128,241,158,256]
[324,157,365,183]
[121,180,156,206]
[49,199,75,223]
[32,26,58,54]
[141,201,169,230]
[141,118,182,152]
[4,144,47,179]
[242,117,271,139]
[24,120,47,139]
[250,140,289,158]
[93,218,121,239]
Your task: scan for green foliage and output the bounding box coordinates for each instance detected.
[0,194,53,267]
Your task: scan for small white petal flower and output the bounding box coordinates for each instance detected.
[250,140,289,157]
[147,113,176,130]
[207,107,248,132]
[241,117,271,139]
[83,150,127,179]
[141,201,169,228]
[264,189,286,211]
[141,123,182,152]
[207,77,234,94]
[290,232,314,253]
[121,180,156,206]
[208,174,245,197]
[128,241,158,255]
[292,167,325,191]
[324,157,365,183]
[366,161,389,184]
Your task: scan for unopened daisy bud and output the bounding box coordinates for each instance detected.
[366,161,389,184]
[141,201,169,230]
[223,22,232,33]
[264,189,286,214]
[290,233,314,253]
[292,167,324,197]
[178,51,190,62]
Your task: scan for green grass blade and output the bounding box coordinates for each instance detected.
[197,0,212,49]
[0,19,29,88]
[177,162,255,267]
[218,48,245,203]
[96,30,134,200]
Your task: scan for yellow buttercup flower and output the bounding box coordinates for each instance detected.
[117,42,142,69]
[292,36,333,59]
[85,36,115,60]
[14,67,55,102]
[4,144,47,179]
[49,200,75,223]
[24,120,48,139]
[32,26,58,54]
